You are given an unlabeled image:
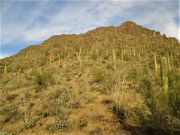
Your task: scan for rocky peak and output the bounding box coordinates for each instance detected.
[120,21,138,28]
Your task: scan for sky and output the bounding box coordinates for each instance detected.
[0,0,179,58]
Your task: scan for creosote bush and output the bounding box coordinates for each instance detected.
[32,69,53,86]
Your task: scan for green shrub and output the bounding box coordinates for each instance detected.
[36,110,48,118]
[48,89,71,115]
[139,79,152,99]
[91,68,107,83]
[127,68,137,80]
[46,108,72,132]
[46,118,71,132]
[21,110,40,129]
[114,68,180,135]
[139,77,180,134]
[90,50,98,60]
[49,88,63,100]
[113,88,150,128]
[23,118,36,129]
[168,70,180,116]
[0,104,18,123]
[123,53,130,61]
[32,69,52,86]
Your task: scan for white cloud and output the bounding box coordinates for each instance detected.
[138,4,178,40]
[1,0,179,50]
[1,0,51,44]
[22,0,138,42]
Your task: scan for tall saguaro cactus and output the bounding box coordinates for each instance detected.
[49,54,52,63]
[154,53,158,76]
[167,54,171,71]
[121,49,124,62]
[17,68,21,82]
[96,48,99,62]
[112,49,117,71]
[161,57,169,96]
[170,53,173,69]
[77,47,82,70]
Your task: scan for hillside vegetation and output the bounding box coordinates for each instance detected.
[0,21,180,135]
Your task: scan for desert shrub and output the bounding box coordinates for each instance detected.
[139,79,152,99]
[113,88,150,128]
[148,57,156,70]
[87,126,103,135]
[127,68,138,80]
[61,68,71,81]
[21,110,40,129]
[23,117,37,129]
[91,68,107,83]
[116,48,121,58]
[48,88,71,115]
[139,76,180,135]
[35,110,48,118]
[0,131,13,135]
[102,74,116,92]
[165,70,180,117]
[46,118,71,132]
[103,54,109,60]
[0,104,19,123]
[127,67,145,83]
[49,88,70,104]
[90,50,98,60]
[123,53,131,61]
[92,72,115,93]
[46,108,72,132]
[32,69,53,86]
[49,88,63,100]
[91,112,104,122]
[76,115,87,128]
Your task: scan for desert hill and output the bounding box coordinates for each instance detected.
[0,21,179,135]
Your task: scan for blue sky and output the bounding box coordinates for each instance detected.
[0,0,179,58]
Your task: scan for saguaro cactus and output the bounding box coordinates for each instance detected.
[121,49,124,62]
[77,47,82,69]
[154,53,158,76]
[96,48,99,59]
[17,68,21,82]
[167,54,171,71]
[58,53,61,61]
[161,57,169,96]
[133,49,136,57]
[170,53,173,69]
[112,49,116,71]
[49,54,52,63]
